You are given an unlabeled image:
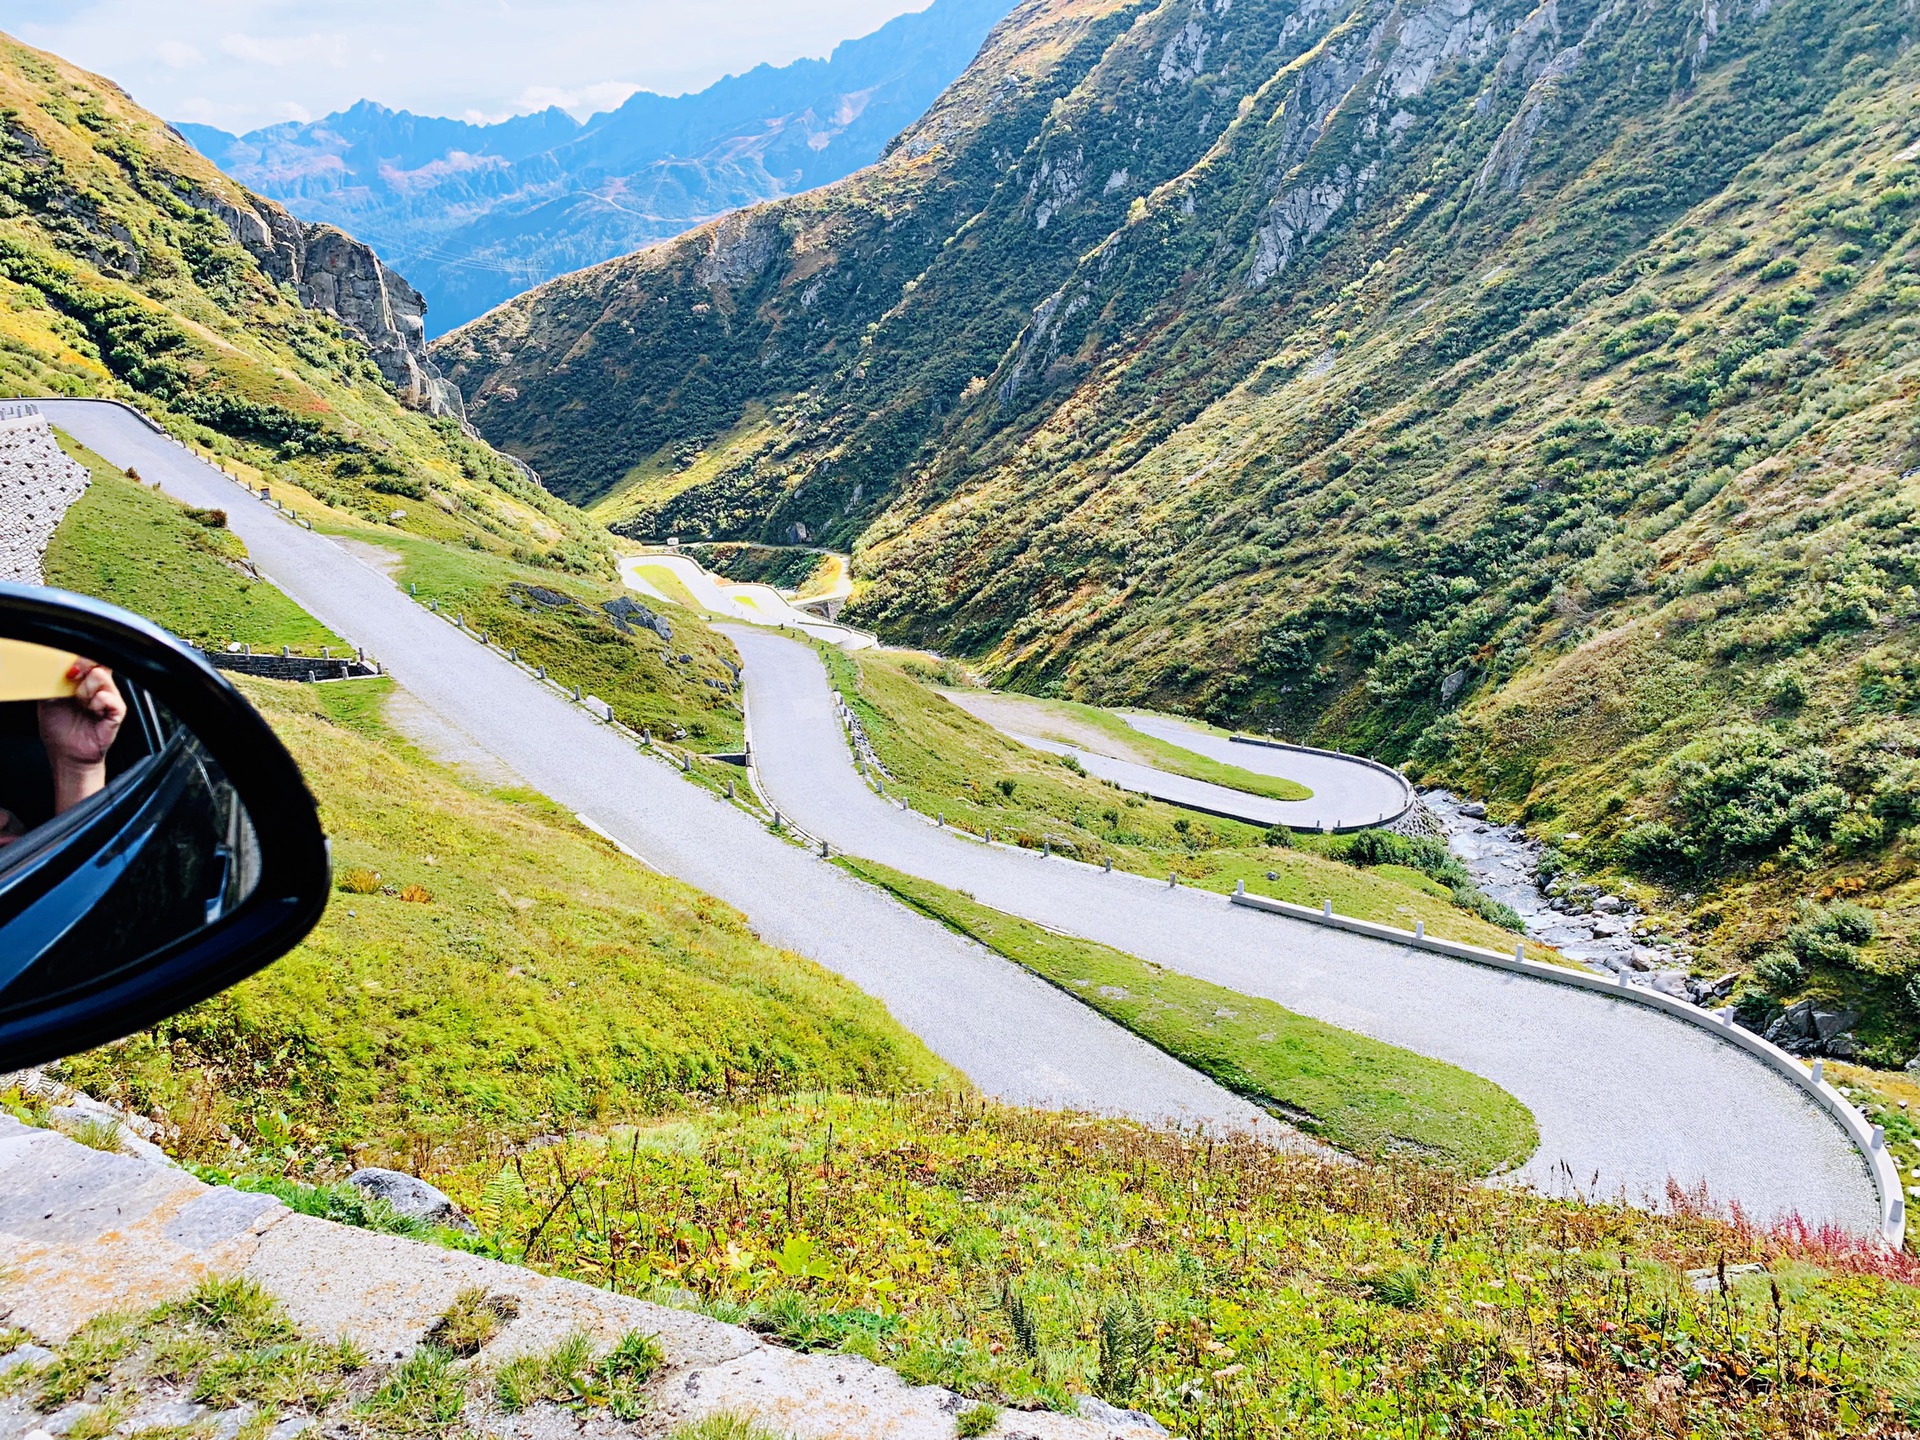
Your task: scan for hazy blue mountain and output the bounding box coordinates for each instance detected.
[180,0,1014,334]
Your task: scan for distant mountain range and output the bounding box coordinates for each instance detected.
[179,0,1013,334]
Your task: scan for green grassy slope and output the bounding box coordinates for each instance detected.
[840,856,1537,1173]
[447,1095,1920,1433]
[41,433,342,651]
[947,689,1311,800]
[439,0,1920,1059]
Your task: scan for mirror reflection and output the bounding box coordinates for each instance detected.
[0,636,262,1013]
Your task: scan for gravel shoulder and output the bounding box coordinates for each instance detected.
[725,625,1882,1233]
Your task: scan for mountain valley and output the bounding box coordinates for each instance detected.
[437,0,1920,1063]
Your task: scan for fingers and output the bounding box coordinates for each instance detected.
[66,658,127,721]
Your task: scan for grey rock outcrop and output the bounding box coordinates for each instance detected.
[346,1167,478,1234]
[0,408,91,585]
[184,188,466,421]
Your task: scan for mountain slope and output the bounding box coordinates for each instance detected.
[0,29,611,574]
[182,0,1016,333]
[439,0,1920,1060]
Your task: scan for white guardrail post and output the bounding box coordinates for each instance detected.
[1230,890,1908,1249]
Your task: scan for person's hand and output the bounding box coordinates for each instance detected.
[0,808,23,847]
[39,658,126,814]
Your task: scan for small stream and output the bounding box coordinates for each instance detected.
[1419,790,1725,1006]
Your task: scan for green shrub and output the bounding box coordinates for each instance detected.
[1753,948,1805,994]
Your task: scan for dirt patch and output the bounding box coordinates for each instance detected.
[334,536,404,577]
[384,686,523,790]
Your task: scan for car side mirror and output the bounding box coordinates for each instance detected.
[0,582,330,1069]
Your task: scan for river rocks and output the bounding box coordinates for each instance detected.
[347,1167,478,1234]
[1594,895,1624,914]
[1590,917,1627,939]
[1651,971,1691,1000]
[1459,801,1487,820]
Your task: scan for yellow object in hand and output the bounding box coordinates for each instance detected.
[0,637,80,701]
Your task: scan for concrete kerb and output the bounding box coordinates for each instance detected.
[1229,890,1907,1248]
[1226,732,1417,832]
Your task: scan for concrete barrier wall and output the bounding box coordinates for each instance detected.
[1230,889,1907,1247]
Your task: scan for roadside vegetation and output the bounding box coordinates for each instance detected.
[57,673,948,1164]
[324,528,744,750]
[0,1274,693,1440]
[41,435,342,653]
[838,856,1536,1173]
[419,1095,1920,1437]
[684,542,833,594]
[820,644,1543,956]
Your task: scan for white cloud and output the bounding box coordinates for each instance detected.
[155,40,203,69]
[0,0,941,133]
[514,80,643,120]
[218,32,355,70]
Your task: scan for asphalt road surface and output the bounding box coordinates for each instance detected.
[725,625,1880,1232]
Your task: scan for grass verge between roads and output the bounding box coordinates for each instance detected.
[43,431,343,653]
[955,689,1313,803]
[817,644,1556,956]
[836,856,1538,1176]
[324,530,746,751]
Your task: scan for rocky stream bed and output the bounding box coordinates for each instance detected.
[1421,791,1871,1059]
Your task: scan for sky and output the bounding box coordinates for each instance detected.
[0,1,935,133]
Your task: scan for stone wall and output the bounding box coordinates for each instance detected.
[0,407,91,586]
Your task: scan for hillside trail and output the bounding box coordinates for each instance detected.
[721,624,1882,1234]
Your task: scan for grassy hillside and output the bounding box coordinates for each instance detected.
[823,644,1547,953]
[41,442,947,1161]
[439,0,1920,1059]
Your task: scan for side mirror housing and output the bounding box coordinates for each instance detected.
[0,583,330,1068]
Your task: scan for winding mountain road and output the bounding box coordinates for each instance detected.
[723,625,1880,1231]
[37,400,1883,1234]
[35,400,1278,1134]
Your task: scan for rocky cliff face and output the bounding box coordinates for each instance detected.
[187,188,465,420]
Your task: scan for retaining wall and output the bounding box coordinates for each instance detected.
[0,406,92,585]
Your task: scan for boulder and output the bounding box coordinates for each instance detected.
[347,1168,478,1234]
[1459,801,1487,820]
[1079,1397,1167,1433]
[1812,1009,1859,1042]
[1594,895,1624,914]
[1651,971,1691,999]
